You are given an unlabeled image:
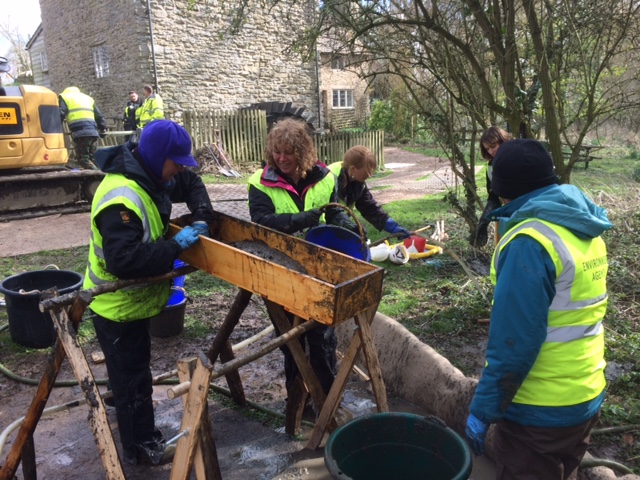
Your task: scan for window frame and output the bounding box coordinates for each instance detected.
[92,45,110,78]
[331,56,344,70]
[332,89,354,109]
[39,51,49,73]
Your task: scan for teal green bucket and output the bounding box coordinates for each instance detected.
[324,413,472,480]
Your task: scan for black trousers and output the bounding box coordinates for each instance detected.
[271,311,337,396]
[93,313,160,457]
[493,413,600,480]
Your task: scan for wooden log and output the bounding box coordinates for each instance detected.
[167,320,318,399]
[169,357,213,480]
[219,341,246,406]
[39,266,196,311]
[355,309,388,412]
[307,319,364,450]
[49,307,124,479]
[207,288,251,363]
[21,434,36,480]
[0,290,90,480]
[263,300,327,413]
[176,359,222,480]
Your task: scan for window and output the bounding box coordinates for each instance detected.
[92,46,110,78]
[332,90,354,109]
[39,51,48,72]
[331,56,344,70]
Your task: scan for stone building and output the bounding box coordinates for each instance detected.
[317,36,371,132]
[38,0,322,128]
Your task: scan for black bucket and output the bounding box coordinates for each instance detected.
[324,412,472,480]
[149,287,186,337]
[0,270,84,348]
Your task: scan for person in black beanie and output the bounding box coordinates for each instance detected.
[466,139,613,479]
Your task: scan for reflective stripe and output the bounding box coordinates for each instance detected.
[95,186,152,242]
[87,266,109,286]
[494,220,604,311]
[546,321,604,343]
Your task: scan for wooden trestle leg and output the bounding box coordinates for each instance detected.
[175,357,221,480]
[306,306,388,450]
[0,290,126,480]
[206,287,253,406]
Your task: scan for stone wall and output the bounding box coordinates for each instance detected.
[39,0,320,127]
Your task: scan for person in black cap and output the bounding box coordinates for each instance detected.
[83,119,214,466]
[465,139,612,478]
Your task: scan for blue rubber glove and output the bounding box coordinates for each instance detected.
[192,221,209,237]
[383,218,411,239]
[172,226,201,251]
[465,413,489,456]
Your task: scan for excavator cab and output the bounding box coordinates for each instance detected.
[0,84,69,169]
[0,70,102,221]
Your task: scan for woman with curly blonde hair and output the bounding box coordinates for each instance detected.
[264,118,317,177]
[248,117,356,402]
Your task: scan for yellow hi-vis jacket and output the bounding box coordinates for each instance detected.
[491,218,607,406]
[83,174,170,321]
[59,87,95,125]
[247,168,334,217]
[137,94,164,128]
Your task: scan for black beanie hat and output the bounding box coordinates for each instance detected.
[491,139,558,199]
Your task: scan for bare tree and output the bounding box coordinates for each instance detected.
[0,20,33,84]
[299,0,640,231]
[200,0,640,234]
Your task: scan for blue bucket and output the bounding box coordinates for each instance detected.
[167,286,185,306]
[172,259,187,288]
[305,225,370,262]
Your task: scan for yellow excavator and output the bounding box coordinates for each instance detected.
[0,59,103,221]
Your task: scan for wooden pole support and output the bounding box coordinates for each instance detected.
[168,381,192,400]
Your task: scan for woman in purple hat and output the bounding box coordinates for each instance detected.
[83,119,214,466]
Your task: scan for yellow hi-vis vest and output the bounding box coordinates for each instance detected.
[59,87,95,125]
[138,95,164,128]
[491,218,607,406]
[247,168,335,218]
[83,174,170,321]
[327,162,348,206]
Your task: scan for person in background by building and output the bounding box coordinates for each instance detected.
[137,84,164,129]
[123,90,142,140]
[85,119,214,466]
[473,126,512,247]
[328,145,411,240]
[248,117,358,404]
[465,139,611,479]
[59,86,107,170]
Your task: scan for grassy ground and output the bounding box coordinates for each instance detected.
[1,145,639,472]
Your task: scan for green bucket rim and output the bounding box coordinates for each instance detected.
[324,412,472,480]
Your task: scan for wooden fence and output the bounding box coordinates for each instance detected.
[314,130,385,170]
[183,109,268,166]
[91,110,385,170]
